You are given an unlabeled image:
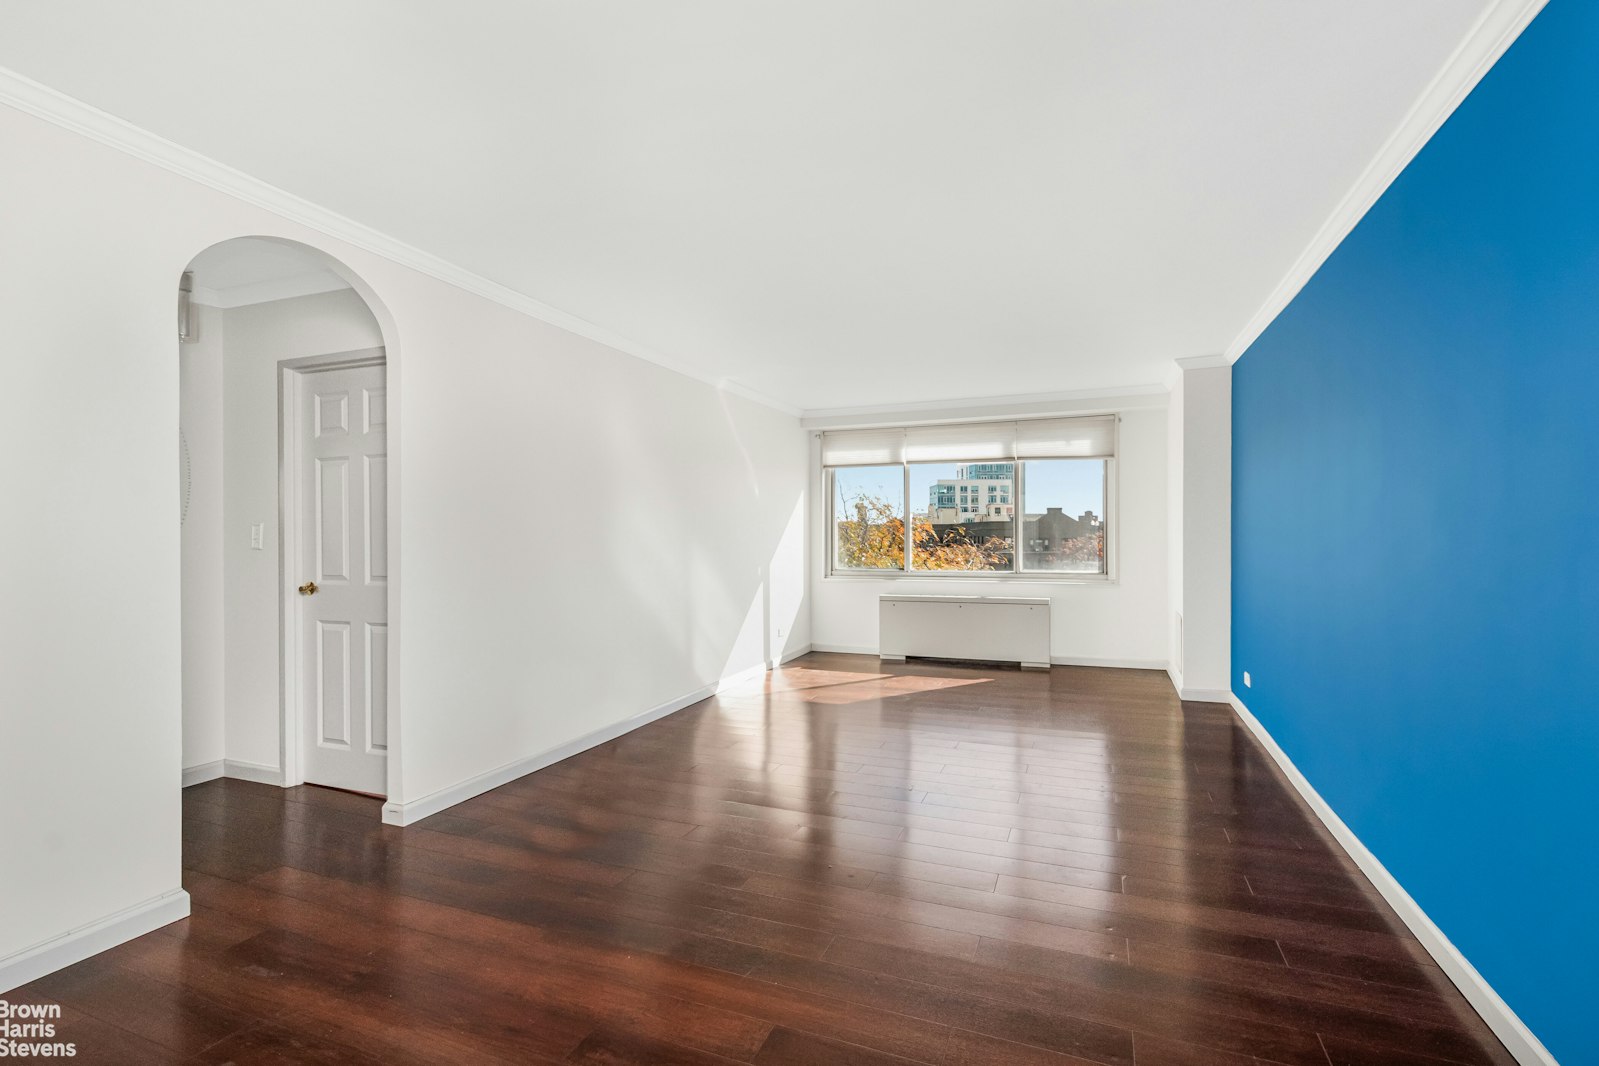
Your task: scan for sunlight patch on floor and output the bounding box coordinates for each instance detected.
[718,668,993,706]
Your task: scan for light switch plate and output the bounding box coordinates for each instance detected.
[250,522,264,550]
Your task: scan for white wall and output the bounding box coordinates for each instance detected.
[807,399,1168,668]
[180,303,226,773]
[222,290,384,774]
[0,99,808,985]
[1166,371,1186,681]
[396,311,809,808]
[1166,360,1231,700]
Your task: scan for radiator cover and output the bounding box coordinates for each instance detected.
[878,595,1051,669]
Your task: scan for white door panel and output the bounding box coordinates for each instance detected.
[298,361,387,795]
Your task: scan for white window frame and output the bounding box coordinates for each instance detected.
[824,436,1119,585]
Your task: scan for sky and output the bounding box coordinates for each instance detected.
[833,460,1105,519]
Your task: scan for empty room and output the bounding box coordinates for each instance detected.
[0,2,1590,1064]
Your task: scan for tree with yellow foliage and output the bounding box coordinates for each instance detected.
[835,495,1012,571]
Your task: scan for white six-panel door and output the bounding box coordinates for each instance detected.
[298,361,388,795]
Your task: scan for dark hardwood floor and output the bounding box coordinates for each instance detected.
[14,653,1513,1065]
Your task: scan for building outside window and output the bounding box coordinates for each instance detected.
[823,417,1114,577]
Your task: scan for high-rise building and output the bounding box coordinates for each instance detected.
[928,462,1014,522]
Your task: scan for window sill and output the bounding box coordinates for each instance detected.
[825,570,1117,586]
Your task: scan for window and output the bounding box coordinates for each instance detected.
[1019,459,1106,574]
[832,465,905,570]
[909,463,1013,571]
[821,416,1115,579]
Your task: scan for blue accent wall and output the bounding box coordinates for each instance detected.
[1232,3,1597,1061]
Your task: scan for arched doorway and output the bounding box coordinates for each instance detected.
[177,236,400,804]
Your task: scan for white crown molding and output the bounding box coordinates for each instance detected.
[1174,354,1230,370]
[1224,0,1549,363]
[1230,693,1558,1066]
[801,382,1168,429]
[190,271,351,310]
[1163,353,1231,389]
[0,64,801,417]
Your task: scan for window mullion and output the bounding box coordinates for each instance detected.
[902,462,912,573]
[1015,460,1025,574]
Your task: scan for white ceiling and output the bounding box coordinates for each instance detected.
[186,237,349,308]
[0,2,1496,412]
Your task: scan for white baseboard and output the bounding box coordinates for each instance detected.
[813,643,1165,673]
[181,760,224,787]
[384,650,825,827]
[718,645,816,688]
[717,663,769,688]
[1176,685,1232,704]
[1161,665,1231,704]
[776,643,813,665]
[382,665,762,827]
[222,759,285,786]
[0,889,190,994]
[1051,655,1169,670]
[1229,694,1557,1066]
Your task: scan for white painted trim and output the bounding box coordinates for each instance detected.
[721,644,817,689]
[381,684,712,826]
[191,271,350,310]
[1164,354,1230,390]
[1174,354,1230,371]
[0,889,190,994]
[0,65,799,418]
[1051,656,1169,671]
[223,759,285,786]
[816,644,1165,672]
[1175,686,1231,704]
[776,643,814,666]
[181,760,224,787]
[383,648,818,826]
[1224,0,1549,362]
[717,663,770,688]
[1229,693,1558,1066]
[801,385,1167,429]
[811,642,882,656]
[278,349,390,795]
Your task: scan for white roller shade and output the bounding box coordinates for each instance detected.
[1014,416,1117,459]
[819,427,905,466]
[903,421,1017,463]
[822,415,1116,466]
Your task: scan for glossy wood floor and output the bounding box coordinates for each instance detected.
[14,654,1513,1065]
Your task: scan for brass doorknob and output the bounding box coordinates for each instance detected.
[298,581,319,596]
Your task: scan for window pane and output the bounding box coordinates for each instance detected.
[1021,459,1106,573]
[909,462,1015,571]
[833,465,905,570]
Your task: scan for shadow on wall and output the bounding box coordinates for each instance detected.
[591,377,808,693]
[400,333,815,780]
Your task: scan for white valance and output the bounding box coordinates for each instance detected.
[1013,416,1117,459]
[818,427,905,466]
[822,415,1115,467]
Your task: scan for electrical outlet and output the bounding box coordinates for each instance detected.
[1243,671,1252,688]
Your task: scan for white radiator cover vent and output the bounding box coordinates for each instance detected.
[879,595,1051,670]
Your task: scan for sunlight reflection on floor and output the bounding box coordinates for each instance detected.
[723,665,992,706]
